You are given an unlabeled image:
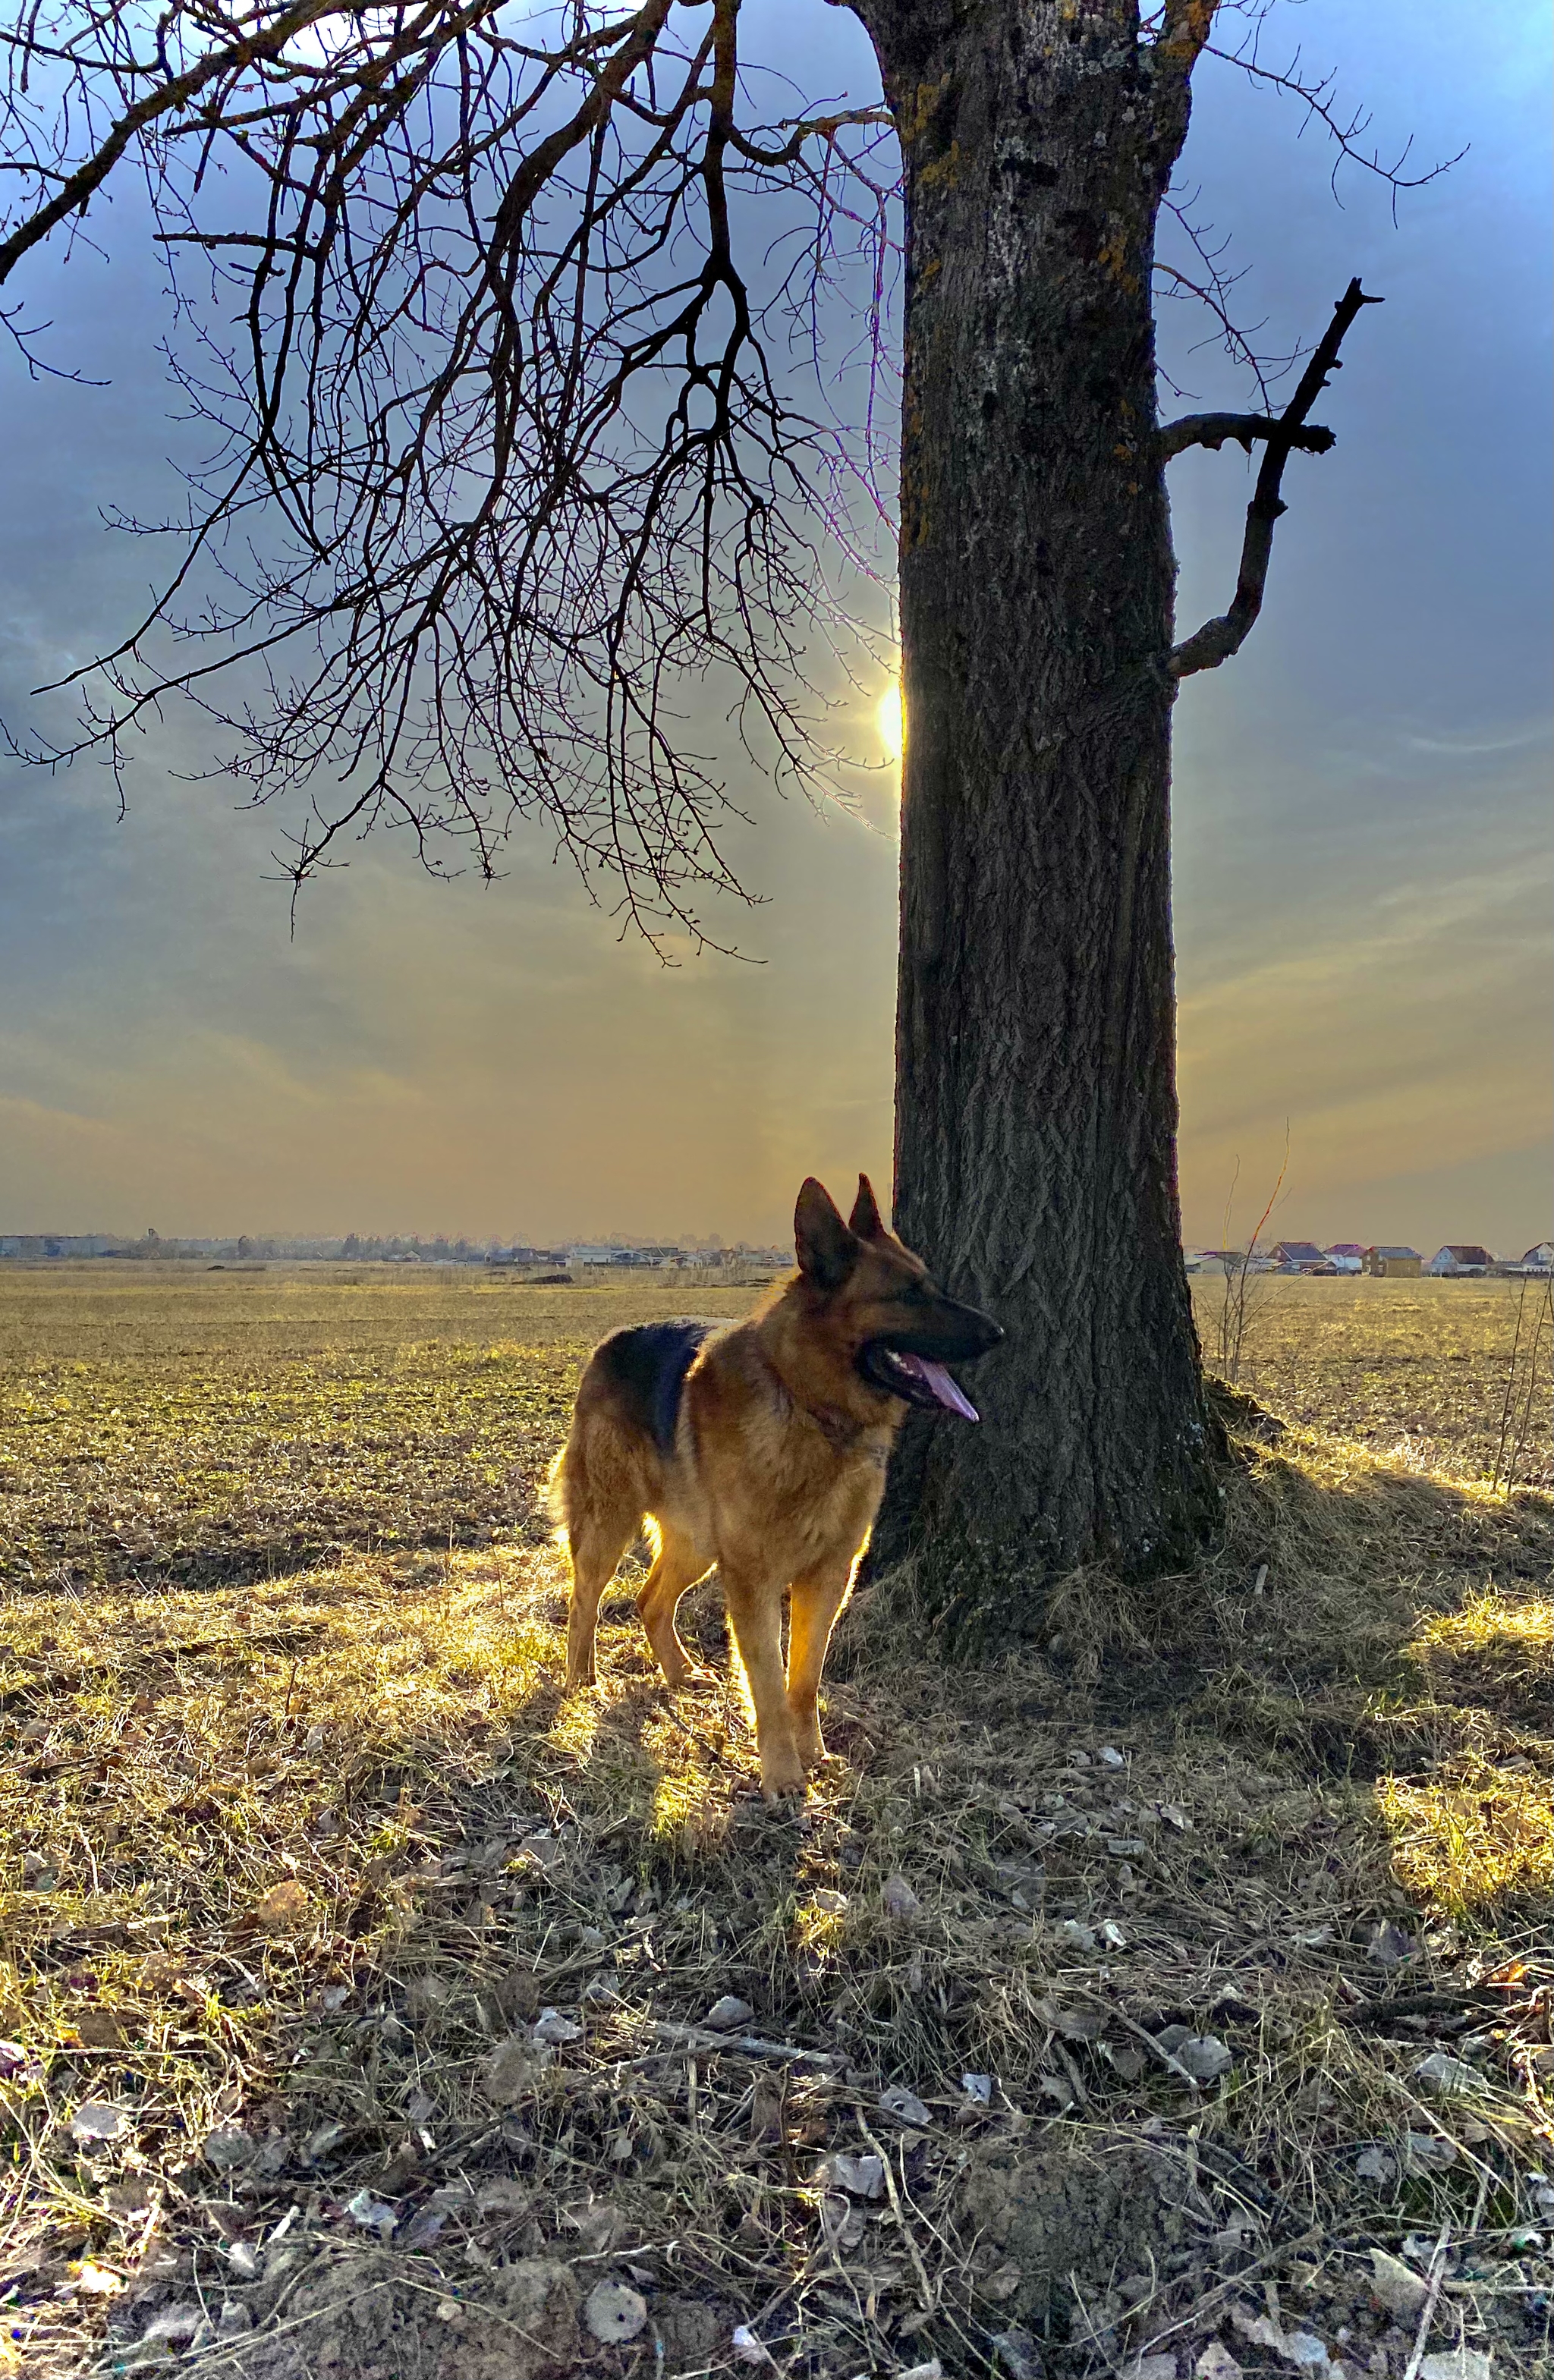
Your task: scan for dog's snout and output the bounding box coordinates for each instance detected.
[942,1296,1003,1358]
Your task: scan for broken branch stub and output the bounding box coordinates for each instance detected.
[1169,278,1383,680]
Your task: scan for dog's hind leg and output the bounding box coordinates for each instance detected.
[555,1386,653,1689]
[564,1496,640,1687]
[636,1523,713,1689]
[786,1558,855,1770]
[565,1501,638,1687]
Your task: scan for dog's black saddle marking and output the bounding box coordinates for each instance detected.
[599,1317,723,1454]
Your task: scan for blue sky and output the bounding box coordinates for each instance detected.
[0,0,1549,1251]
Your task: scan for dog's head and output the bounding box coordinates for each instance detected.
[792,1175,1004,1420]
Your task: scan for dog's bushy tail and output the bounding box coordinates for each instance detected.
[546,1375,648,1564]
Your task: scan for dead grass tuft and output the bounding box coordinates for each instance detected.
[1379,1756,1554,1919]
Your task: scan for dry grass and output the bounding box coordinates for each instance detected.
[1191,1275,1552,1489]
[1376,1592,1554,1919]
[0,1268,757,1595]
[0,1265,1550,2379]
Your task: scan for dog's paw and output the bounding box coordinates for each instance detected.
[663,1662,719,1693]
[760,1751,807,1803]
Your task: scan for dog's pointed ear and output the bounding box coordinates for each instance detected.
[794,1177,858,1291]
[849,1174,886,1241]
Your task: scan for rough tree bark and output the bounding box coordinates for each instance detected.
[857,1,1222,1621]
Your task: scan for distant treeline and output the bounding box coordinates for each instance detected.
[0,1228,794,1266]
[0,1230,530,1263]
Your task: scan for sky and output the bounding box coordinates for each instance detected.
[1,1,1549,1255]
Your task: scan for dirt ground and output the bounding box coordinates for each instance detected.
[0,1265,1549,2378]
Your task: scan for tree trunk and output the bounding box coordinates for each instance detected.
[857,1,1222,1630]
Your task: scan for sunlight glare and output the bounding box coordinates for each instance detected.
[877,681,904,765]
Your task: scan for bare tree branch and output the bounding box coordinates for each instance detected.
[0,0,346,285]
[0,0,901,948]
[1150,3,1455,398]
[0,0,1436,938]
[1159,410,1333,461]
[1206,25,1464,214]
[1169,276,1379,681]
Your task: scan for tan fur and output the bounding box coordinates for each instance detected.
[552,1174,1001,1798]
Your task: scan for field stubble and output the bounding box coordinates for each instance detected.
[0,1265,1549,2380]
[1191,1276,1551,1492]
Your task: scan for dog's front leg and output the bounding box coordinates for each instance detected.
[787,1558,854,1769]
[720,1565,805,1800]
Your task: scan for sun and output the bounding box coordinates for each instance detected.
[877,681,904,763]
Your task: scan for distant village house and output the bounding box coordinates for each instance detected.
[1426,1245,1494,1277]
[1363,1247,1422,1278]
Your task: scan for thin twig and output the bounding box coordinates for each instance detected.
[854,2112,936,2314]
[1052,2035,1090,2111]
[1494,1284,1542,1485]
[1400,2221,1452,2380]
[1491,1278,1531,1490]
[1069,1985,1200,2093]
[648,2019,844,2069]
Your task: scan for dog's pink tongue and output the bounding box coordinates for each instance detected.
[896,1352,980,1422]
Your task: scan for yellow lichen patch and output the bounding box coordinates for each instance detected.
[914,140,963,195]
[1097,228,1140,293]
[898,74,952,151]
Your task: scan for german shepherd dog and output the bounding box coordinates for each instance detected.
[552,1176,1002,1798]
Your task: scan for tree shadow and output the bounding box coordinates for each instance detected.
[848,1404,1554,1801]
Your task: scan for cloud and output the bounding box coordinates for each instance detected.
[0,780,898,1240]
[1403,722,1553,759]
[1178,848,1552,1248]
